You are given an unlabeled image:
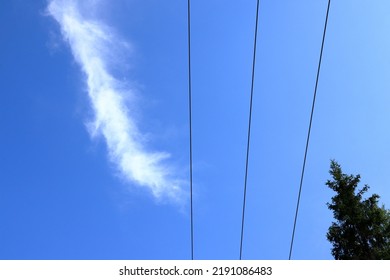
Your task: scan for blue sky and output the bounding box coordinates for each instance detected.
[1,0,390,260]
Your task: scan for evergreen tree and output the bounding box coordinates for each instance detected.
[326,160,390,259]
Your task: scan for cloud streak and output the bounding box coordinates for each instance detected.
[47,0,183,202]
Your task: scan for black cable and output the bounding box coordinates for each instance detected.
[289,0,331,260]
[187,0,194,260]
[240,0,261,260]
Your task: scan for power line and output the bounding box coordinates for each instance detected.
[289,0,331,260]
[187,0,194,260]
[240,0,261,260]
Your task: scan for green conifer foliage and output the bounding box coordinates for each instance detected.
[326,160,390,259]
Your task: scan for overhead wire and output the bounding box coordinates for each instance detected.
[187,0,194,260]
[288,0,332,260]
[240,0,261,260]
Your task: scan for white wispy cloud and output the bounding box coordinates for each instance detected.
[47,0,184,202]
